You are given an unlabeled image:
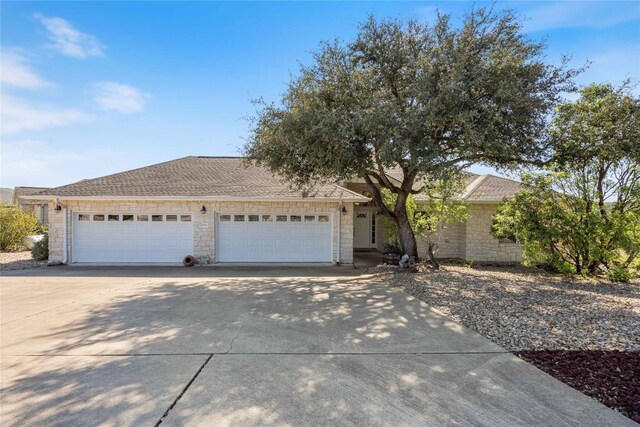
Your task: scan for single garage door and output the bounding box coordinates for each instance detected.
[216,213,332,262]
[73,213,194,263]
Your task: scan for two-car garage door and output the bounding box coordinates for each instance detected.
[73,213,194,263]
[216,213,332,262]
[72,212,332,263]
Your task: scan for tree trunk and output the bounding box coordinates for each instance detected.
[394,195,418,258]
[427,242,440,270]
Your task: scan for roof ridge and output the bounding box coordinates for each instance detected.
[483,173,520,183]
[462,175,489,199]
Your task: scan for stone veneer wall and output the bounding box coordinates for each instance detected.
[48,200,354,264]
[375,203,522,262]
[464,204,523,263]
[415,221,466,259]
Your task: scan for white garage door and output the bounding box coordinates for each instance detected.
[73,213,194,263]
[216,213,332,262]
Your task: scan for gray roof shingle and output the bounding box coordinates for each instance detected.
[412,173,520,202]
[33,156,520,202]
[37,157,369,201]
[463,175,521,201]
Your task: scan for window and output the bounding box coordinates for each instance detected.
[318,215,329,223]
[180,215,191,222]
[137,214,149,222]
[290,215,301,222]
[262,214,273,222]
[152,215,163,222]
[108,214,120,222]
[371,215,376,244]
[219,214,231,222]
[356,213,367,218]
[123,214,134,222]
[93,214,105,221]
[248,214,259,222]
[78,214,90,221]
[276,215,287,222]
[166,215,178,222]
[304,215,315,222]
[234,215,245,222]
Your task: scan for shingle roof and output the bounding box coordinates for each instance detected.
[462,175,521,201]
[413,173,520,202]
[36,157,369,201]
[14,187,51,204]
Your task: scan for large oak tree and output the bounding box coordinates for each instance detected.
[245,8,578,257]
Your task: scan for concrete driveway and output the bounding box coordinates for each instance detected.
[0,266,632,426]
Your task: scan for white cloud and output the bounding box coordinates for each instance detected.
[523,2,640,33]
[36,14,104,58]
[94,82,149,113]
[0,50,50,89]
[0,139,120,187]
[1,94,91,135]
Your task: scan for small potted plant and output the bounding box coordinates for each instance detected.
[381,242,401,265]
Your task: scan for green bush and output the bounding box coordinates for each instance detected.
[34,223,49,234]
[382,242,401,254]
[606,266,633,283]
[31,234,49,261]
[0,205,39,251]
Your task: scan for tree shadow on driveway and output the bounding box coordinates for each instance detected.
[1,268,633,426]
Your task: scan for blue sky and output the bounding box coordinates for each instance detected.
[1,1,639,188]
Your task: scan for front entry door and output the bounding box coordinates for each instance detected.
[353,210,371,249]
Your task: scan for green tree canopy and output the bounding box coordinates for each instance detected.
[493,83,640,276]
[245,7,578,257]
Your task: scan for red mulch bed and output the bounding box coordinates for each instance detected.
[517,350,640,423]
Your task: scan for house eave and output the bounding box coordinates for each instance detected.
[21,195,371,203]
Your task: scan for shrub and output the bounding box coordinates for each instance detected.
[0,205,39,251]
[31,234,49,261]
[382,242,401,254]
[34,223,49,234]
[606,266,633,283]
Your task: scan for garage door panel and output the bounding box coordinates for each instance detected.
[73,213,194,263]
[217,213,331,263]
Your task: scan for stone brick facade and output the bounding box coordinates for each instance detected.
[463,204,523,263]
[48,200,354,264]
[371,203,522,263]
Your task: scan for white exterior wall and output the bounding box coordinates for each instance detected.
[48,200,354,264]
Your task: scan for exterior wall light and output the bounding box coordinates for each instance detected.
[341,206,347,215]
[200,205,207,214]
[54,204,62,212]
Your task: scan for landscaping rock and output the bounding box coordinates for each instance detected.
[0,251,46,271]
[385,264,639,352]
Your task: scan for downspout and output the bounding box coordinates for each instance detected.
[63,206,68,264]
[337,202,342,265]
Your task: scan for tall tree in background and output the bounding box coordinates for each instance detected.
[245,7,577,257]
[493,83,640,275]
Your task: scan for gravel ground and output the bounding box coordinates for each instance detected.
[383,264,639,352]
[380,264,640,422]
[0,251,46,271]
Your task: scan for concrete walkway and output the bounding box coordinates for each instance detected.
[0,266,633,426]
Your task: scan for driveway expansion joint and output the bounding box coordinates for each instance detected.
[6,350,512,357]
[154,353,214,427]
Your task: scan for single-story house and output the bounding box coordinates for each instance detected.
[25,156,523,265]
[14,186,51,225]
